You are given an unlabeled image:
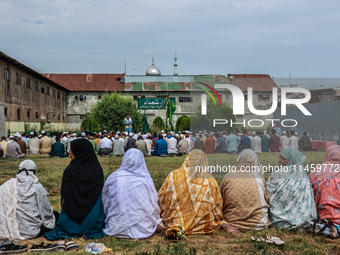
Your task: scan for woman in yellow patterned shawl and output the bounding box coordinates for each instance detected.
[158,149,223,234]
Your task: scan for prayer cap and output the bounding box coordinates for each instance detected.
[19,159,36,171]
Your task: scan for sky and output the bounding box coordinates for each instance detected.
[1,0,340,77]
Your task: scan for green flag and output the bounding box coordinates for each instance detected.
[166,96,176,130]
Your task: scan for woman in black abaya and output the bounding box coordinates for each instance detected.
[44,139,105,240]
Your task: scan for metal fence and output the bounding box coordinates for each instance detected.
[274,101,340,142]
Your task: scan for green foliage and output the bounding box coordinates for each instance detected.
[24,122,39,133]
[81,114,101,131]
[175,115,188,130]
[180,116,190,130]
[91,93,143,131]
[153,116,166,130]
[190,97,236,131]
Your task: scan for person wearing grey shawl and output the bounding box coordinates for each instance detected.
[0,160,56,240]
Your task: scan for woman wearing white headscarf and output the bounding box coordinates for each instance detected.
[102,148,164,238]
[0,160,56,240]
[266,148,317,231]
[220,149,269,233]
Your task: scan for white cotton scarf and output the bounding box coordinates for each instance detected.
[0,178,24,241]
[102,148,161,238]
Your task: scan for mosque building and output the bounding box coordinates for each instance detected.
[0,51,279,134]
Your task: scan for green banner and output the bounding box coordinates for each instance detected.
[138,97,176,110]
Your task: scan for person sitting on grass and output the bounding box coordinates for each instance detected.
[151,134,168,156]
[0,160,57,240]
[6,136,25,159]
[266,148,317,231]
[202,133,215,154]
[102,148,167,238]
[220,149,269,234]
[44,139,105,240]
[49,136,69,158]
[158,149,223,234]
[299,132,313,151]
[309,145,340,227]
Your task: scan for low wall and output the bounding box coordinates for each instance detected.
[311,140,337,151]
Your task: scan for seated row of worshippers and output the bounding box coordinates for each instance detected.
[0,127,313,159]
[0,139,338,241]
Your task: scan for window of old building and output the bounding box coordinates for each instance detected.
[3,68,9,80]
[58,115,60,121]
[74,95,87,102]
[52,89,55,98]
[41,87,45,94]
[4,108,8,117]
[15,73,22,85]
[47,87,50,95]
[98,95,102,99]
[17,109,20,121]
[57,91,60,99]
[6,83,10,96]
[27,110,30,119]
[35,112,39,119]
[34,81,39,92]
[26,78,31,89]
[179,97,192,103]
[258,95,270,101]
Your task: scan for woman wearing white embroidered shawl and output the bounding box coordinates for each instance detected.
[102,148,165,238]
[220,149,270,234]
[266,148,317,231]
[0,160,56,240]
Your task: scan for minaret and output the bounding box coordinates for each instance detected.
[173,52,178,76]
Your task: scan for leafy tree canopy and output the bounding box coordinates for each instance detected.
[91,93,143,131]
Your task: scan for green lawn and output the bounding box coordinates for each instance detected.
[0,151,339,254]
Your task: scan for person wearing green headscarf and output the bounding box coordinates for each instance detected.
[266,148,317,231]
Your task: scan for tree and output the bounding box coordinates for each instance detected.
[190,97,236,131]
[153,116,166,130]
[81,114,100,131]
[175,115,188,130]
[91,93,143,131]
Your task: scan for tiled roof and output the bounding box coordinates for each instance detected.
[125,74,278,92]
[42,73,125,92]
[227,74,279,92]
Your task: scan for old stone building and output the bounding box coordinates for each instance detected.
[0,51,68,136]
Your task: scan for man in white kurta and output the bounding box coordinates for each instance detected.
[167,136,178,155]
[253,133,262,153]
[289,131,299,150]
[279,131,290,151]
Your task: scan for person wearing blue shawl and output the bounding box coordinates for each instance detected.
[151,134,168,156]
[266,148,317,231]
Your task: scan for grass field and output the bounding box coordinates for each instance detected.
[0,151,339,254]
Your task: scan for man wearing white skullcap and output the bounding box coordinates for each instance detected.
[39,131,52,154]
[0,160,57,240]
[113,135,124,156]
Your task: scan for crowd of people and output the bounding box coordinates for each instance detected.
[0,136,339,241]
[0,124,313,159]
